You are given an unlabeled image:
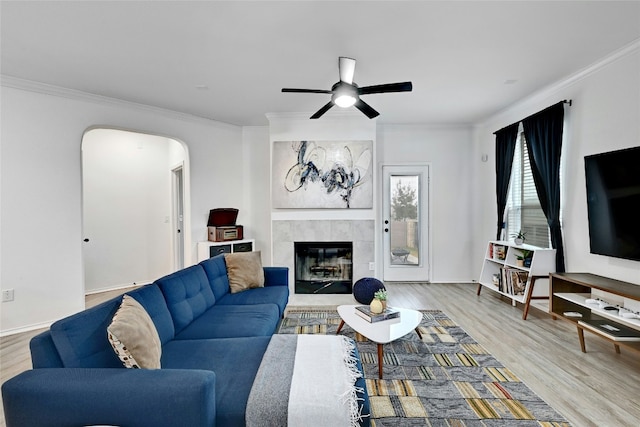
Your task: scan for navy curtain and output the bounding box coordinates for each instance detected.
[522,102,566,272]
[494,123,519,240]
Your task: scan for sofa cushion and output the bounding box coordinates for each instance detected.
[1,368,216,427]
[216,287,289,317]
[30,331,64,368]
[263,266,289,287]
[126,284,175,345]
[49,298,123,368]
[107,295,162,369]
[224,251,265,293]
[199,255,231,299]
[155,265,215,334]
[161,336,271,427]
[174,304,280,340]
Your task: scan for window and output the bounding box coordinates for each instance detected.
[505,128,551,248]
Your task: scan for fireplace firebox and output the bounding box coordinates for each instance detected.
[294,242,353,294]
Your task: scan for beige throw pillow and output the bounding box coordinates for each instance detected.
[225,251,265,294]
[107,295,162,369]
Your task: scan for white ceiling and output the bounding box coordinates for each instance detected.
[2,1,639,126]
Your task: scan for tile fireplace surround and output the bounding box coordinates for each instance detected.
[272,219,375,307]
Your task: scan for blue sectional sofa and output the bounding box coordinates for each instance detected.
[2,253,371,427]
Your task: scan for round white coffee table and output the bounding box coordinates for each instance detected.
[336,304,423,379]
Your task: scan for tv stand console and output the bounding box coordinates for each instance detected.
[550,272,640,354]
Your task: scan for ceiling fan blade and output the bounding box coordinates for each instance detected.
[358,81,413,95]
[339,57,356,84]
[310,101,335,119]
[282,88,332,94]
[354,98,379,119]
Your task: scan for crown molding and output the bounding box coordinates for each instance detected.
[0,75,239,130]
[478,38,640,128]
[562,38,640,88]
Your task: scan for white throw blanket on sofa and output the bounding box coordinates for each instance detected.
[246,334,365,427]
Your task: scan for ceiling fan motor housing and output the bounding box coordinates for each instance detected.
[331,81,359,108]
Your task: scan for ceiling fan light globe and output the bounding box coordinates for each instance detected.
[334,94,357,108]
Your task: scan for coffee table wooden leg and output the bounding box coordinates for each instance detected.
[577,325,587,353]
[377,344,384,379]
[336,319,345,334]
[415,327,423,340]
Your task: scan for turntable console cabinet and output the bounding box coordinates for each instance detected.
[197,239,255,262]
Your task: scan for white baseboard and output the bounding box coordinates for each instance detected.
[84,281,150,296]
[0,321,53,337]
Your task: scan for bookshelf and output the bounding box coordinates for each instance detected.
[550,273,640,354]
[477,241,556,319]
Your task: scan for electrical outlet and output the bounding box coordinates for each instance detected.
[369,262,375,271]
[2,289,15,302]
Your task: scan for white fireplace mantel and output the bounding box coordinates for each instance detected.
[272,219,375,307]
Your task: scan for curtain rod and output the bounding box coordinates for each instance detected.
[493,99,572,135]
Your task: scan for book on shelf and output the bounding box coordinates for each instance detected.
[578,319,640,342]
[355,305,400,323]
[498,267,528,295]
[511,270,528,295]
[563,311,583,318]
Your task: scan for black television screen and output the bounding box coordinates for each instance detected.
[584,146,640,261]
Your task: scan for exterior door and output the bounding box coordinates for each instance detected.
[382,165,430,281]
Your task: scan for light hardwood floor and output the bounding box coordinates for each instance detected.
[2,283,639,426]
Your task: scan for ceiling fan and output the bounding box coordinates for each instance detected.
[282,57,413,119]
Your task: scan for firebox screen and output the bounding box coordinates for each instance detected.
[294,242,353,294]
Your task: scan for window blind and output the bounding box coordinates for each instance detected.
[506,131,550,248]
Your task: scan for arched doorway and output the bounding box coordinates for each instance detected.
[81,128,190,294]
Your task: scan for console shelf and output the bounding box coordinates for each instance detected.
[477,241,556,319]
[196,239,255,262]
[550,273,640,354]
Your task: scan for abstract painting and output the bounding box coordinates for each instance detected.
[272,140,373,209]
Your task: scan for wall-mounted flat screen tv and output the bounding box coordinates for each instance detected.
[584,146,640,261]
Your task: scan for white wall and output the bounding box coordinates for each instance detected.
[472,42,640,285]
[82,129,185,293]
[242,125,272,264]
[0,80,243,334]
[377,124,475,282]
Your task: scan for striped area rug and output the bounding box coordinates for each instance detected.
[278,309,571,427]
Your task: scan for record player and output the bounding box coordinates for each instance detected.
[207,208,243,242]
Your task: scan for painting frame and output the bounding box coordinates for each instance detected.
[272,140,373,209]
